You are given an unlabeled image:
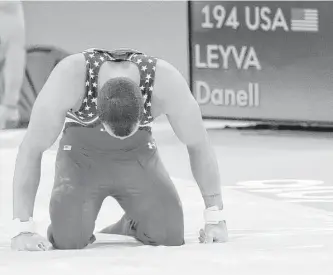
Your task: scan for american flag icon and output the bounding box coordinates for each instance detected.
[291,8,319,32]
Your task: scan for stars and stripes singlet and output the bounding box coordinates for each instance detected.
[65,48,157,133]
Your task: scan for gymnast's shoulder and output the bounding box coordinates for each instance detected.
[154,58,193,109]
[38,53,87,109]
[48,53,87,88]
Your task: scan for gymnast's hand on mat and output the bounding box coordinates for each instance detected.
[0,104,20,129]
[198,221,229,244]
[11,232,53,251]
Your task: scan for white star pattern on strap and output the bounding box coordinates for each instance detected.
[131,54,157,128]
[148,141,156,149]
[67,49,157,128]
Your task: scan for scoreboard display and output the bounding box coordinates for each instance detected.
[188,1,333,124]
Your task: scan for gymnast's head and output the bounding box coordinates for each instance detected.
[97,77,144,140]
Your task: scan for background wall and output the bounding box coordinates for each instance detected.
[22,1,189,80]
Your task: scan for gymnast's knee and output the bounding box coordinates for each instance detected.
[47,225,94,250]
[137,222,185,247]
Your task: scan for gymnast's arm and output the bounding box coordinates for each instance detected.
[155,60,223,210]
[12,54,85,221]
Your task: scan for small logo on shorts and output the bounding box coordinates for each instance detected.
[63,145,72,151]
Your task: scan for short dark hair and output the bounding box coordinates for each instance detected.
[97,77,144,137]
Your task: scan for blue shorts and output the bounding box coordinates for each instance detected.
[47,127,184,249]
